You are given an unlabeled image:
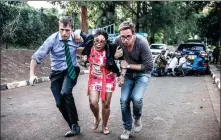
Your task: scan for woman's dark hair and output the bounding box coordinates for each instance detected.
[93,29,109,40]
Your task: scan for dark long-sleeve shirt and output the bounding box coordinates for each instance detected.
[114,35,153,73]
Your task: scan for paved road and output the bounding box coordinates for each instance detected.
[1,75,220,140]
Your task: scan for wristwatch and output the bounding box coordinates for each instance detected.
[127,64,131,69]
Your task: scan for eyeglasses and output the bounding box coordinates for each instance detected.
[120,35,133,41]
[94,39,106,45]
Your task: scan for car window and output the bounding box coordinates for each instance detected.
[177,44,205,51]
[150,45,165,49]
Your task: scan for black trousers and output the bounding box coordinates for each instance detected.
[213,56,219,64]
[156,67,165,76]
[49,67,80,129]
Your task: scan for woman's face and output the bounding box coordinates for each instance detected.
[94,35,106,51]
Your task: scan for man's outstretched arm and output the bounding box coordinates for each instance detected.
[29,59,38,85]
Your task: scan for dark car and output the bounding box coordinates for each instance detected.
[176,42,210,74]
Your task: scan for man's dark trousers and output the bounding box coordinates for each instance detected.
[49,66,80,129]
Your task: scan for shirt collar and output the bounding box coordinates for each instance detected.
[58,33,72,42]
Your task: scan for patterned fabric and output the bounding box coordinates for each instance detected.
[88,47,116,101]
[63,40,76,79]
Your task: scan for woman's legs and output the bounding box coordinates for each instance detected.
[89,89,100,130]
[102,92,112,134]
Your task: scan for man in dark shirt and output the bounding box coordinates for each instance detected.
[212,46,220,64]
[114,21,153,140]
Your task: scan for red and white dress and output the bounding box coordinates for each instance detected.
[87,47,116,101]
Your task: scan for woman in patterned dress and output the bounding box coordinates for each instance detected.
[81,29,123,135]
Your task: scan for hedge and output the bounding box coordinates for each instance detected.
[0,3,58,49]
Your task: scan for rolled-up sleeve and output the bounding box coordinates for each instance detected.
[31,36,53,64]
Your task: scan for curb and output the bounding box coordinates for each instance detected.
[1,70,89,91]
[209,65,220,90]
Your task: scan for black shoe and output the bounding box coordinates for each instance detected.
[64,124,80,137]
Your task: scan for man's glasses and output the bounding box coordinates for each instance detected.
[120,35,133,41]
[94,39,106,45]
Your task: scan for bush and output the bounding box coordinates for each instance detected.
[0,3,58,49]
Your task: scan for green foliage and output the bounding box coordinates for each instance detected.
[197,2,220,44]
[1,1,218,48]
[0,3,58,49]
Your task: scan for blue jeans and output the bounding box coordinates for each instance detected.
[120,72,151,130]
[49,67,80,129]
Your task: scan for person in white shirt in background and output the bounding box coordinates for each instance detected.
[173,54,187,76]
[182,57,193,76]
[166,53,179,76]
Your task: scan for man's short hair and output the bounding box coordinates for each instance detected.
[59,16,73,28]
[118,21,135,34]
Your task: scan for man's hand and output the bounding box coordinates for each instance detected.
[120,60,129,69]
[74,29,83,43]
[29,75,38,86]
[118,75,124,87]
[114,46,123,59]
[81,55,87,62]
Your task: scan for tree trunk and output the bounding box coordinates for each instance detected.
[162,31,166,44]
[219,2,221,47]
[135,2,141,32]
[150,34,155,44]
[80,6,88,33]
[143,2,148,32]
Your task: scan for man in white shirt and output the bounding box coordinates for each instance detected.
[166,55,178,76]
[178,55,187,66]
[166,52,184,76]
[173,55,187,76]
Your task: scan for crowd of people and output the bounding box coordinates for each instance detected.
[151,49,210,77]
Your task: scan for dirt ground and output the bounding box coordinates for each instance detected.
[1,48,86,84]
[1,49,51,84]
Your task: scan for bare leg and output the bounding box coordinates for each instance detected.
[89,89,100,130]
[102,92,112,134]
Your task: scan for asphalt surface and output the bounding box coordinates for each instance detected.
[1,75,220,140]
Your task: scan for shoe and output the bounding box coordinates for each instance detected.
[92,118,101,130]
[102,126,110,135]
[120,129,131,140]
[134,118,142,133]
[181,71,185,77]
[64,131,75,137]
[64,124,80,137]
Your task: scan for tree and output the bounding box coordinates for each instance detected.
[198,2,220,45]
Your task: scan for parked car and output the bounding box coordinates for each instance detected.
[150,44,169,60]
[176,42,210,74]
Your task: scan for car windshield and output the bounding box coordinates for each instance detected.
[177,44,205,51]
[150,45,165,49]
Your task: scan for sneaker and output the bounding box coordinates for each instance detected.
[120,129,131,140]
[134,118,142,133]
[64,124,80,137]
[64,131,75,137]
